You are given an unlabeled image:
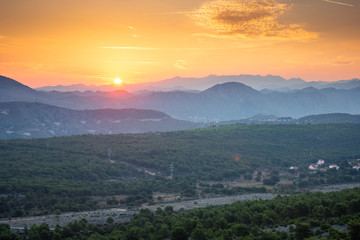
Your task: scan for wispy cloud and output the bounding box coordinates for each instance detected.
[174,60,190,70]
[333,61,353,65]
[322,0,355,7]
[101,47,160,50]
[104,60,161,64]
[0,35,10,48]
[1,61,55,71]
[128,26,137,30]
[188,0,317,40]
[100,46,227,51]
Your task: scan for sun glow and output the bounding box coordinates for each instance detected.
[114,77,122,85]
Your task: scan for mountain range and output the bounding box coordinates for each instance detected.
[36,74,360,92]
[1,75,360,122]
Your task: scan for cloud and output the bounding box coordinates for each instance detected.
[333,61,353,65]
[174,60,190,70]
[101,47,160,50]
[104,60,161,64]
[100,46,227,51]
[188,0,317,40]
[1,61,55,71]
[322,0,354,7]
[0,35,10,48]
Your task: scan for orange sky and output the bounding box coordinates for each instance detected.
[0,0,359,87]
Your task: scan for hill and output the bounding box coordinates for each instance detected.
[0,102,200,139]
[0,75,42,102]
[297,113,360,124]
[1,124,360,217]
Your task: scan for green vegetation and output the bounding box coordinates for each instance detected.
[2,188,360,239]
[1,124,360,217]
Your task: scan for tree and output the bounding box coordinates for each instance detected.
[0,224,20,240]
[263,178,277,186]
[171,226,188,240]
[348,220,360,240]
[231,223,249,237]
[191,225,207,240]
[312,205,325,218]
[165,206,174,216]
[54,209,61,222]
[106,216,114,224]
[294,223,313,240]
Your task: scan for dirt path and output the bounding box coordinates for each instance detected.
[2,183,360,230]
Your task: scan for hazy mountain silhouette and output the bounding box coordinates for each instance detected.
[0,102,201,139]
[1,76,360,121]
[35,75,360,92]
[0,75,44,102]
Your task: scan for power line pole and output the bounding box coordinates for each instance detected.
[296,173,300,192]
[170,162,174,179]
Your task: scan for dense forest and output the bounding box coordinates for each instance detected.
[1,124,360,217]
[1,188,360,239]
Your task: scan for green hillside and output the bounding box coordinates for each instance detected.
[1,124,360,217]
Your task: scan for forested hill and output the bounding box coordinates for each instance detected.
[0,102,201,139]
[297,113,360,124]
[1,124,360,217]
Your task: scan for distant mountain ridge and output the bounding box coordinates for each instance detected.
[35,74,360,92]
[0,102,201,139]
[1,76,360,121]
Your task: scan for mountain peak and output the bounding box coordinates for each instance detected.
[0,75,35,91]
[0,75,40,102]
[202,82,259,94]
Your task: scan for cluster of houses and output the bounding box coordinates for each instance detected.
[307,159,336,171]
[354,161,360,170]
[289,158,360,172]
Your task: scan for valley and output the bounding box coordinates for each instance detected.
[1,124,360,220]
[3,183,360,230]
[1,75,360,239]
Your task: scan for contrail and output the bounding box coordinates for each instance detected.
[322,0,355,7]
[100,47,160,50]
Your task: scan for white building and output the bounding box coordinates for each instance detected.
[329,164,339,170]
[317,159,325,166]
[308,164,317,170]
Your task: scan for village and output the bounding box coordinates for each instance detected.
[289,158,360,172]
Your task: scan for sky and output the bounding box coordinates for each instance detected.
[0,0,359,87]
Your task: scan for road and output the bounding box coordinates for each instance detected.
[1,183,360,230]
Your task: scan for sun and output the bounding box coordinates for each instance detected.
[114,77,122,85]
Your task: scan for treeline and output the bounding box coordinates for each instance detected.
[299,168,360,189]
[1,124,360,217]
[2,188,360,239]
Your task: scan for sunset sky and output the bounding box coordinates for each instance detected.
[0,0,359,87]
